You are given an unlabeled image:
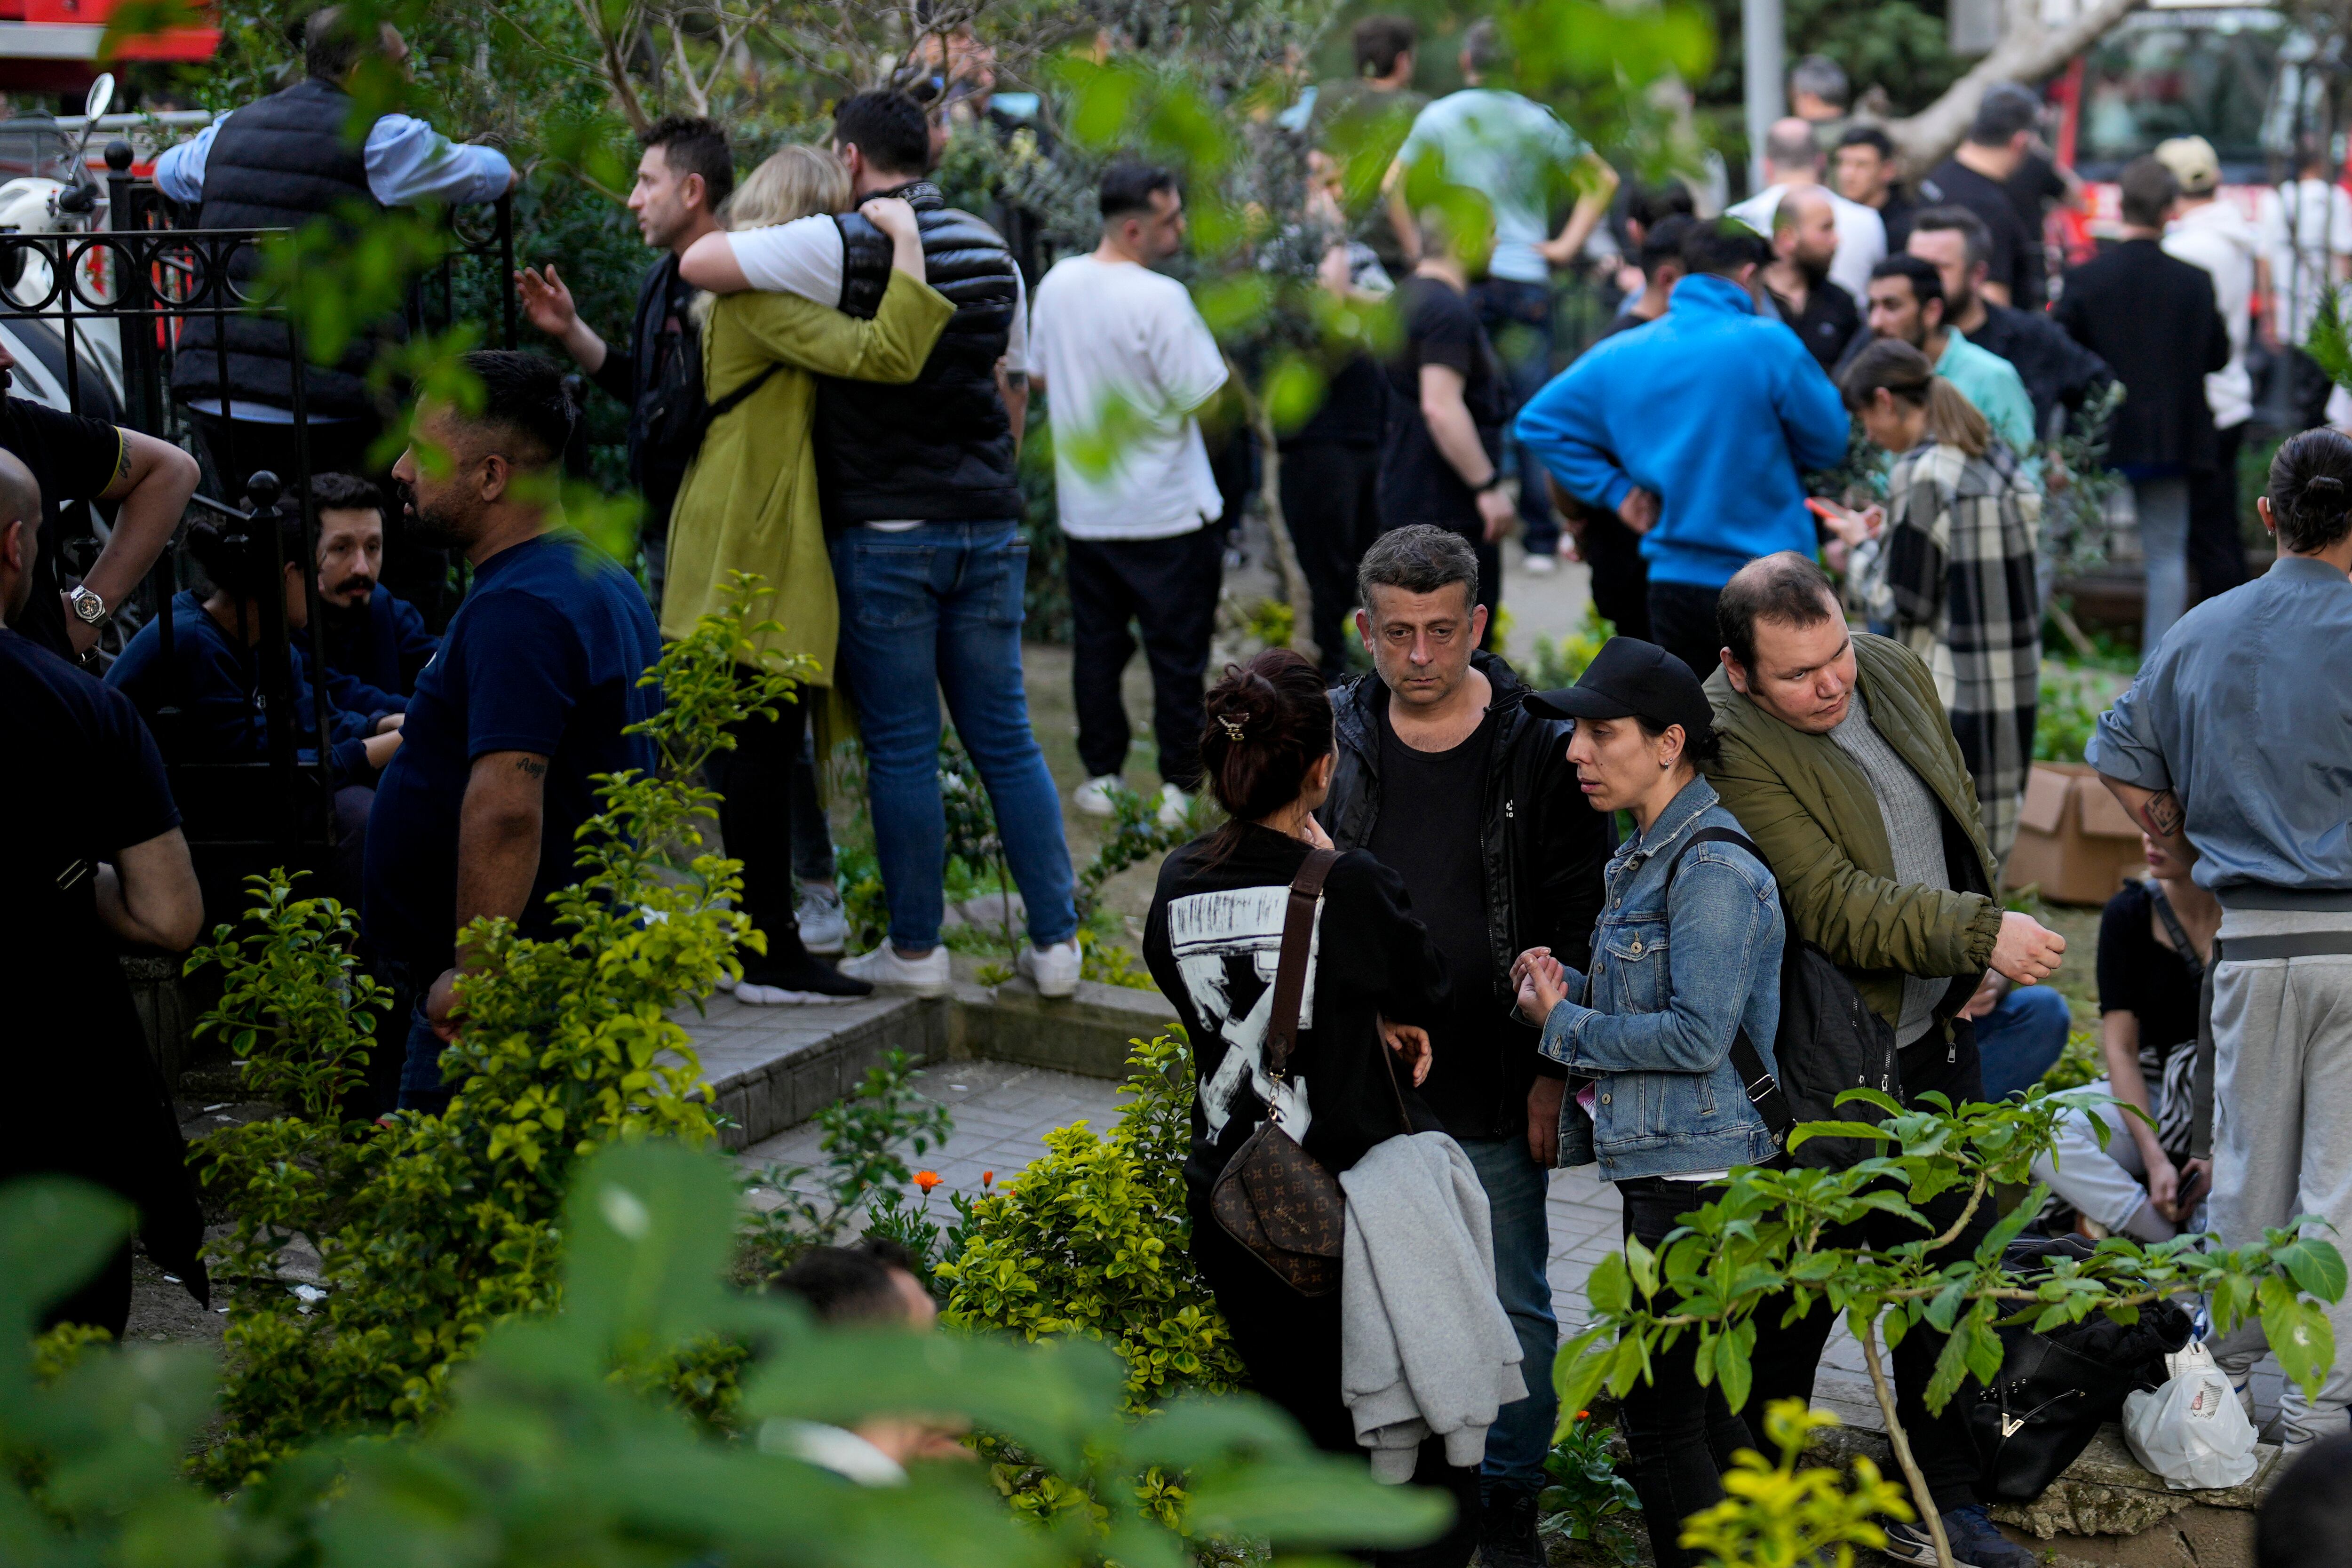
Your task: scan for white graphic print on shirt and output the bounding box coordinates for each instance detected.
[1167,884,1322,1143]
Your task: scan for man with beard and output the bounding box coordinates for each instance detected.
[311,471,438,707]
[1860,255,2035,464]
[1763,185,1859,372]
[364,351,662,1114]
[1906,205,2110,446]
[517,116,731,608]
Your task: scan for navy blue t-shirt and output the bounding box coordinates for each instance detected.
[363,530,661,966]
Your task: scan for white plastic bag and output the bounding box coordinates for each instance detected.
[2122,1341,2259,1490]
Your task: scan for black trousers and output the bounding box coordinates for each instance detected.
[1280,441,1382,680]
[1646,581,1722,681]
[1746,1032,1993,1516]
[1190,1186,1483,1568]
[713,675,815,972]
[1580,513,1652,643]
[2187,421,2249,603]
[1066,530,1223,790]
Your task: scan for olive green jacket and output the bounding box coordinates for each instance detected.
[661,270,954,679]
[1701,633,2004,1041]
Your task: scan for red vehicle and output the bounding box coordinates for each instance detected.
[0,0,215,100]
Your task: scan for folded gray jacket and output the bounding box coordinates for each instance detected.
[1338,1130,1527,1481]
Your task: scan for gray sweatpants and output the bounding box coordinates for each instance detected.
[2206,909,2352,1443]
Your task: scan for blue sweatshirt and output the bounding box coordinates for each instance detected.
[319,587,439,709]
[107,590,377,779]
[1515,273,1851,589]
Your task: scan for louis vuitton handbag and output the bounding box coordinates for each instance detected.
[1210,847,1411,1297]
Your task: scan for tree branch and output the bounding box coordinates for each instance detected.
[1886,0,2148,169]
[1858,1312,1953,1568]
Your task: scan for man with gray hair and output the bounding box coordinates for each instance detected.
[1787,53,1851,151]
[1320,522,1606,1568]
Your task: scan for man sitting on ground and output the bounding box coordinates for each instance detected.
[770,1241,965,1481]
[312,472,438,708]
[364,350,663,1115]
[1702,552,2068,1568]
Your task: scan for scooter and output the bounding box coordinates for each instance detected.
[0,72,127,424]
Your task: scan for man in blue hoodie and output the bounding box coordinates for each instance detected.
[1516,218,1850,676]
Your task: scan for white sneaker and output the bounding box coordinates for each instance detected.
[1522,551,1558,575]
[1155,783,1192,829]
[1018,940,1081,998]
[796,883,847,955]
[839,942,952,997]
[1074,774,1123,817]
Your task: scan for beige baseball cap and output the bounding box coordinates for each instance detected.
[2155,135,2221,196]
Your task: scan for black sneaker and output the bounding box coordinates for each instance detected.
[1477,1486,1545,1568]
[734,952,873,1004]
[1881,1505,2037,1568]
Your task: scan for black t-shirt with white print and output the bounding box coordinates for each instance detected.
[1144,821,1453,1195]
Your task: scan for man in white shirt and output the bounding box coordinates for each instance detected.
[1727,117,1888,307]
[2156,136,2262,601]
[2257,136,2352,430]
[1028,163,1230,828]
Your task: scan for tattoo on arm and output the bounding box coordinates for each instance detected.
[111,433,131,486]
[514,757,547,779]
[1004,370,1028,390]
[2143,789,2184,838]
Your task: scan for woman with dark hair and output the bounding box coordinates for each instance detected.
[1510,637,1790,1568]
[1829,336,2041,868]
[1143,646,1477,1568]
[105,507,396,898]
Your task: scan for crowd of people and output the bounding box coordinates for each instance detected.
[6,6,2352,1566]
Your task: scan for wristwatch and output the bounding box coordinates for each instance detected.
[1474,473,1506,494]
[67,584,110,627]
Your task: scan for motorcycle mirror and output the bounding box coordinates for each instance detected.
[74,72,115,165]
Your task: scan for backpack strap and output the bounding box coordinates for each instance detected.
[1661,826,1792,1135]
[1264,847,1340,1081]
[697,360,784,438]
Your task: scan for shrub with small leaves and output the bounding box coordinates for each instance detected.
[1675,1401,1911,1568]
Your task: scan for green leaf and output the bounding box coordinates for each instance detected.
[1786,1121,1892,1151]
[1585,1253,1631,1317]
[2274,1238,2350,1305]
[1924,1313,1975,1414]
[1833,1086,1905,1116]
[1625,1236,1659,1303]
[2261,1276,2339,1398]
[1714,1326,1754,1413]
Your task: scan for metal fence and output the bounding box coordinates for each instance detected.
[0,138,517,881]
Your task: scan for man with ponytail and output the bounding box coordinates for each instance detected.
[2091,428,2352,1449]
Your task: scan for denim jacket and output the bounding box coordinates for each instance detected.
[1544,776,1787,1181]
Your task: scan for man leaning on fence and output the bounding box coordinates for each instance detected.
[155,5,515,491]
[2089,428,2352,1451]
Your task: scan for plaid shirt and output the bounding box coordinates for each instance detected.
[1854,438,2042,865]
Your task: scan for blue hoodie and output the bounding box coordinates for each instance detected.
[1515,273,1851,590]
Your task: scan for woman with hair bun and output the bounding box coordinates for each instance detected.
[1143,646,1478,1566]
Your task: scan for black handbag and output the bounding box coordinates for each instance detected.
[1210,848,1411,1297]
[1967,1297,2191,1500]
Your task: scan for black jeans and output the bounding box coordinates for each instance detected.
[2187,421,2249,603]
[712,674,816,971]
[1579,512,1652,643]
[1614,1176,1797,1568]
[1280,440,1382,680]
[1471,277,1559,556]
[1747,1030,1993,1515]
[1066,529,1223,789]
[1190,1186,1483,1568]
[1646,581,1723,680]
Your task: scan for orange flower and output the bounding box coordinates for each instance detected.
[981,1170,994,1188]
[1577,1410,1591,1421]
[914,1170,942,1193]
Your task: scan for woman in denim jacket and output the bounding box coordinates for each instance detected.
[1510,638,1786,1568]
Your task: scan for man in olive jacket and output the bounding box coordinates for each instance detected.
[1698,552,2067,1568]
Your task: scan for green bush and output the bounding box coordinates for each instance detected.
[186,577,803,1482]
[938,1035,1245,1417]
[3,1141,1450,1568]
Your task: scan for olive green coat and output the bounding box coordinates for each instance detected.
[1702,632,2004,1042]
[660,270,954,679]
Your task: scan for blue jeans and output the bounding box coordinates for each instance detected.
[382,956,457,1116]
[1471,277,1559,556]
[1974,983,2074,1102]
[1457,1134,1559,1496]
[829,521,1078,953]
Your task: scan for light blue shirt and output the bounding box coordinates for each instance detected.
[153,111,512,209]
[1397,88,1585,284]
[2088,555,2352,909]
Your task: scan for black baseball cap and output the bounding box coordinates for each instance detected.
[1525,637,1715,744]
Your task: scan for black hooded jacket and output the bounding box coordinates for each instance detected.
[1322,649,1611,1140]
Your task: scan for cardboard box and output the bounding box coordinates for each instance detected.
[2004,762,2146,906]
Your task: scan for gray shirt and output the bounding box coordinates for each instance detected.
[1831,691,1951,1044]
[2088,556,2352,910]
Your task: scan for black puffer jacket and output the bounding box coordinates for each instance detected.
[816,180,1022,527]
[1323,649,1612,1138]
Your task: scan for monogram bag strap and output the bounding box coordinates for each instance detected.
[1264,848,1340,1080]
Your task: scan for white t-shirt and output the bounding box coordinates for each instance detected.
[1727,182,1888,307]
[2256,179,2352,343]
[723,213,1030,372]
[2163,200,2259,430]
[1028,254,1228,541]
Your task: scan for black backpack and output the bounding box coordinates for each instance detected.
[1661,827,1904,1170]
